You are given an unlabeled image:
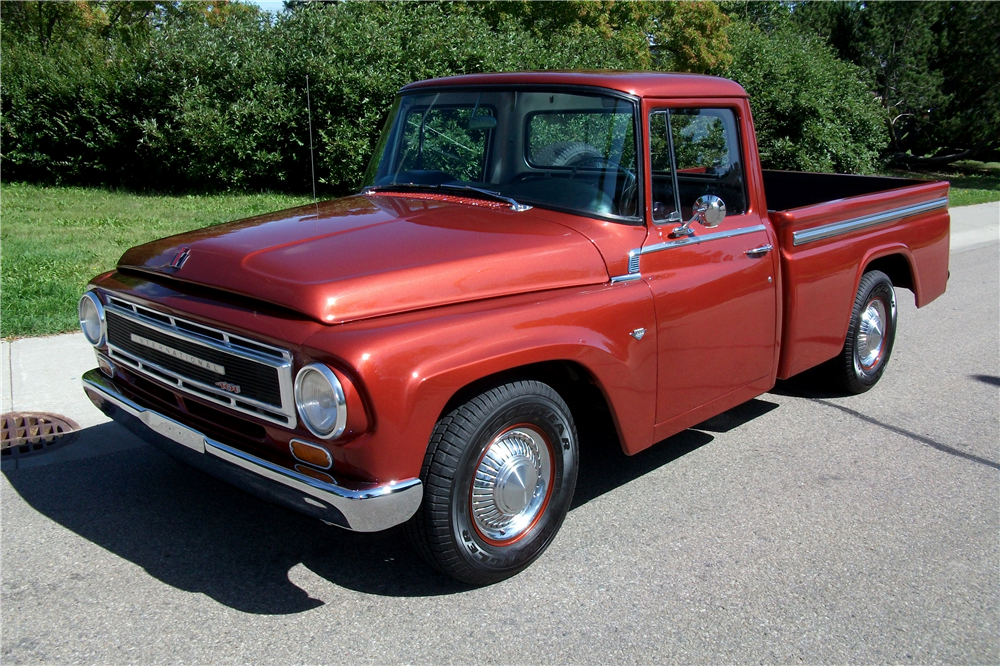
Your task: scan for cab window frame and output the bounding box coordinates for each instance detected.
[647,105,750,225]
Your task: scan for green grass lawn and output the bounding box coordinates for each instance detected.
[1,183,310,338]
[1,173,997,339]
[886,161,1000,207]
[939,162,1000,207]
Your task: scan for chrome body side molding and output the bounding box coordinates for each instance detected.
[792,197,948,246]
[637,224,767,259]
[619,224,767,278]
[82,370,423,532]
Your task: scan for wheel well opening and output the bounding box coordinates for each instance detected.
[439,361,622,453]
[864,254,914,292]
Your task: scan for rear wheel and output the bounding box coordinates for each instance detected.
[832,270,897,394]
[405,380,578,585]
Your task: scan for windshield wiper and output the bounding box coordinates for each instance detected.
[363,183,532,212]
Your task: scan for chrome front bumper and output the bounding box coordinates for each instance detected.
[82,369,422,532]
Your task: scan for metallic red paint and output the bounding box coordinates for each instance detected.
[118,195,611,325]
[402,71,749,100]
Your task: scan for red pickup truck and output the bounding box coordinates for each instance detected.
[80,72,949,584]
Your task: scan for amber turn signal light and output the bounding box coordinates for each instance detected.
[289,438,333,469]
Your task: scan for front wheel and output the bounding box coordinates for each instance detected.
[831,270,898,394]
[405,380,578,585]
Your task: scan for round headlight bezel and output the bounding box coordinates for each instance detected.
[293,363,347,440]
[79,291,107,347]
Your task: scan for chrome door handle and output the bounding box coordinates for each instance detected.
[745,244,773,257]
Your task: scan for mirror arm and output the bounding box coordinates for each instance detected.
[669,196,726,238]
[670,208,706,238]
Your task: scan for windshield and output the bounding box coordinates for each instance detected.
[363,89,641,221]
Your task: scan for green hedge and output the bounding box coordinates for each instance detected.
[1,2,889,195]
[2,3,649,195]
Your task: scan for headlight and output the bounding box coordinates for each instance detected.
[294,363,347,439]
[79,291,106,347]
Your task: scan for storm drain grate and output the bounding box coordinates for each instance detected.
[1,412,81,459]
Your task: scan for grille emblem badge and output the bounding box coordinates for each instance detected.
[215,381,241,395]
[170,247,191,269]
[129,333,225,374]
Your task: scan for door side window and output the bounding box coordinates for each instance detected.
[648,107,748,223]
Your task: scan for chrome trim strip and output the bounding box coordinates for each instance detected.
[627,249,641,274]
[638,224,767,257]
[129,333,226,374]
[107,297,289,361]
[104,297,297,429]
[611,273,643,284]
[108,348,291,426]
[83,370,423,532]
[792,197,948,246]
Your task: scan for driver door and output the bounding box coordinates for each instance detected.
[641,101,778,432]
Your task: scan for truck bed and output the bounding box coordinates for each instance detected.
[764,171,951,380]
[762,170,930,212]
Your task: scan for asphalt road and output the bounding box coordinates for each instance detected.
[2,213,997,664]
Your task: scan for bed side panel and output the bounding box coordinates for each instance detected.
[771,181,950,380]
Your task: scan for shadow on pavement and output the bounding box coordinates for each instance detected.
[4,424,465,611]
[814,399,1000,471]
[973,374,1000,387]
[4,396,780,611]
[768,365,848,399]
[692,398,780,433]
[572,428,713,509]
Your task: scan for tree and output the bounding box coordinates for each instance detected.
[790,0,1000,164]
[721,21,887,173]
[464,1,732,74]
[650,1,732,74]
[929,2,1000,161]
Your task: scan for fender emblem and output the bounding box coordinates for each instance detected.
[215,381,241,395]
[170,247,191,269]
[630,328,646,341]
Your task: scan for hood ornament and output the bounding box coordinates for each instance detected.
[169,247,191,270]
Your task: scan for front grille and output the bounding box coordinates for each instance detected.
[104,297,296,428]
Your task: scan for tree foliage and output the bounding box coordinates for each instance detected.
[721,21,887,173]
[788,0,1000,163]
[3,1,667,193]
[8,0,988,194]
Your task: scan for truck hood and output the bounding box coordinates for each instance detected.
[117,194,609,324]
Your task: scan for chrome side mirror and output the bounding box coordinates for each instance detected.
[696,195,726,227]
[671,195,727,238]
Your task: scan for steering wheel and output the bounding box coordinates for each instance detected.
[569,157,638,217]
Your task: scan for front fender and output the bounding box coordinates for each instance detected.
[301,281,657,483]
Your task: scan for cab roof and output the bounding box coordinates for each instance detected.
[401,71,748,99]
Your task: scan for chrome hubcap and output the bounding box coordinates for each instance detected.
[471,427,552,542]
[858,299,888,370]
